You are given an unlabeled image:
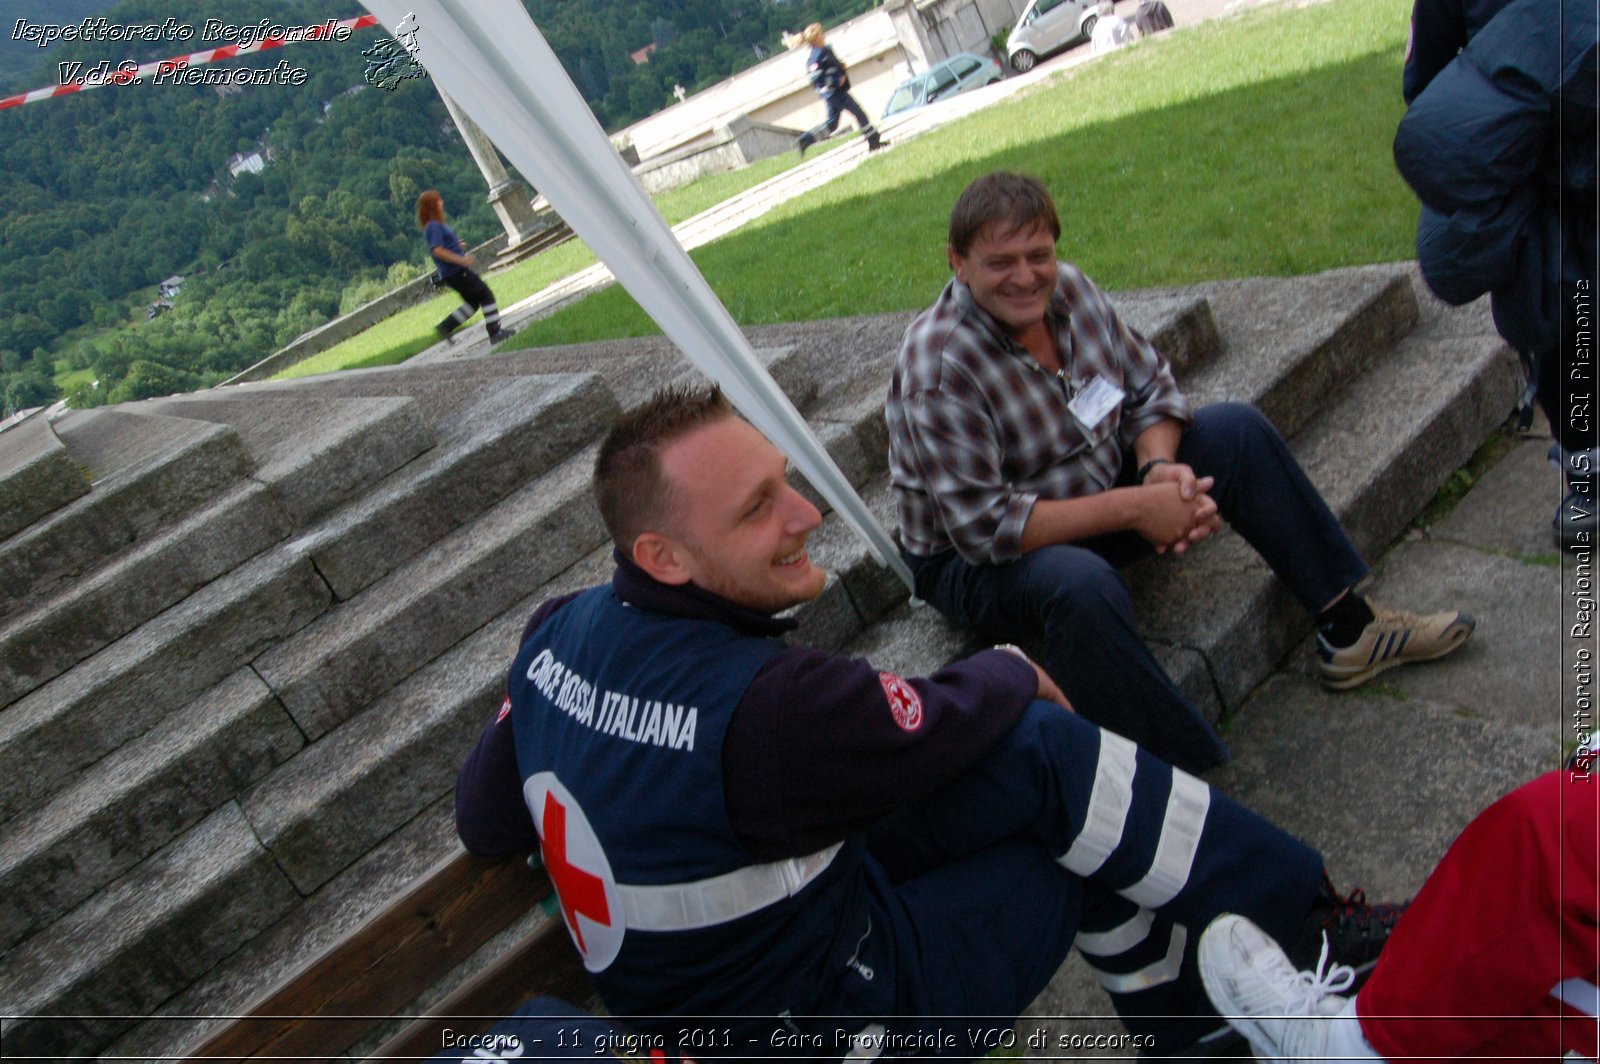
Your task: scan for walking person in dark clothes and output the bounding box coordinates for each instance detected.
[417,189,508,345]
[792,23,885,158]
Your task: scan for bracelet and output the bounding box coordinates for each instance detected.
[1137,457,1174,483]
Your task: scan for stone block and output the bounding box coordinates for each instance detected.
[244,607,526,892]
[147,393,435,525]
[0,549,330,822]
[255,451,604,741]
[1181,265,1418,439]
[0,415,88,541]
[0,669,302,950]
[0,803,299,1059]
[0,410,252,620]
[286,374,616,599]
[0,482,292,709]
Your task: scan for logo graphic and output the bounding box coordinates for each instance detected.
[363,12,426,90]
[525,773,624,971]
[878,672,923,731]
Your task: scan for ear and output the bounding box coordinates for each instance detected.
[947,243,965,280]
[631,531,693,586]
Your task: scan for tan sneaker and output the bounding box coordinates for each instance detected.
[1316,599,1474,690]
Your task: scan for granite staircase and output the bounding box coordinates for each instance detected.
[0,262,1518,1060]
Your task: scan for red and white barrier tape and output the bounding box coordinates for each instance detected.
[0,13,380,110]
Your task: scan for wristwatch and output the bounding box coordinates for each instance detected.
[1137,457,1173,482]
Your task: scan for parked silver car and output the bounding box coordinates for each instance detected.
[881,52,1004,118]
[1007,0,1102,72]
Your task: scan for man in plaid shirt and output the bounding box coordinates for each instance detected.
[887,172,1475,773]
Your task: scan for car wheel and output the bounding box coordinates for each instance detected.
[1010,49,1037,73]
[1080,13,1098,39]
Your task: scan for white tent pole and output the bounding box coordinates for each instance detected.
[360,0,912,592]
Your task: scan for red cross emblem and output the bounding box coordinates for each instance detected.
[541,791,612,953]
[528,773,625,971]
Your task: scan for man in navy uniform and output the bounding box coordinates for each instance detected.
[455,386,1398,1059]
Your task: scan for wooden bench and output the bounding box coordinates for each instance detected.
[180,849,593,1061]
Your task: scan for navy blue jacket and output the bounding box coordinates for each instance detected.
[1393,0,1597,356]
[806,45,848,97]
[456,554,1035,863]
[1401,0,1512,103]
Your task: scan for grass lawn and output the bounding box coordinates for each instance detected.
[508,0,1417,349]
[283,0,1417,374]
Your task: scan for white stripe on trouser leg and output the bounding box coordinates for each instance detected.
[1122,769,1211,909]
[1074,908,1155,958]
[1085,924,1187,993]
[1059,731,1138,876]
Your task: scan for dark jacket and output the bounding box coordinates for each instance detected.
[1393,0,1597,356]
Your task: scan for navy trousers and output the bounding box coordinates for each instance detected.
[807,89,871,140]
[862,700,1325,1056]
[908,403,1369,776]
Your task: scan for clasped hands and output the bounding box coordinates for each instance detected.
[1135,461,1222,555]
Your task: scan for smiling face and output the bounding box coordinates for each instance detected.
[948,220,1059,337]
[640,416,827,613]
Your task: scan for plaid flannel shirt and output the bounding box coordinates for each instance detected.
[887,262,1191,564]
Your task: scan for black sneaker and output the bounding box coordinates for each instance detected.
[436,322,457,344]
[1289,873,1407,981]
[489,326,513,345]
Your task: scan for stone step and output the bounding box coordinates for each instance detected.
[1180,264,1419,440]
[0,414,88,540]
[103,796,468,1063]
[245,543,617,894]
[0,669,302,951]
[92,552,619,1062]
[280,373,615,601]
[0,482,292,710]
[1130,327,1520,715]
[0,408,253,622]
[0,802,301,1060]
[252,446,604,743]
[0,548,331,824]
[141,393,434,526]
[255,344,810,427]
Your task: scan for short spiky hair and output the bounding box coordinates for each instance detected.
[948,171,1061,257]
[594,385,735,551]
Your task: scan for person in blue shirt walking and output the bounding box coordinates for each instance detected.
[792,23,885,158]
[417,189,508,345]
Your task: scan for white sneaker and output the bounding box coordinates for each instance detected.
[1199,914,1356,1062]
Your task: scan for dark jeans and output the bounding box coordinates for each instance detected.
[907,402,1369,776]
